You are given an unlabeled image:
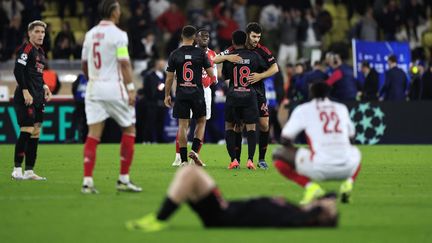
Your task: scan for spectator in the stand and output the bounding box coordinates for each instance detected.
[214,2,239,50]
[381,55,408,101]
[83,0,99,29]
[1,0,24,21]
[232,1,247,30]
[304,60,328,89]
[353,7,378,41]
[41,23,51,57]
[377,0,403,41]
[288,62,307,103]
[325,53,357,101]
[420,65,432,100]
[54,21,76,50]
[408,61,425,100]
[135,32,159,61]
[66,74,88,143]
[313,0,332,38]
[129,2,151,55]
[157,3,186,55]
[259,3,282,52]
[52,36,72,59]
[278,8,301,69]
[197,9,219,50]
[299,8,321,60]
[359,61,379,101]
[42,64,61,94]
[404,0,426,43]
[22,0,45,26]
[142,59,167,143]
[58,0,76,18]
[157,3,186,33]
[148,0,170,21]
[3,15,23,59]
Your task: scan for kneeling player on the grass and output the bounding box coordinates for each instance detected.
[126,166,338,232]
[273,82,361,204]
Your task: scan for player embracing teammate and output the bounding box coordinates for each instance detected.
[165,26,216,167]
[215,22,279,169]
[171,28,218,166]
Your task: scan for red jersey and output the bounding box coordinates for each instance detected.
[202,48,217,88]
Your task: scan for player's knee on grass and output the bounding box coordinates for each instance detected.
[272,146,295,165]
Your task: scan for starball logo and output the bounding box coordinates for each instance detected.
[349,103,386,145]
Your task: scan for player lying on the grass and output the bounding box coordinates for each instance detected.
[126,166,338,232]
[273,82,362,205]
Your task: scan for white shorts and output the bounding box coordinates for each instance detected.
[295,146,361,181]
[85,99,136,127]
[190,87,212,120]
[204,86,212,120]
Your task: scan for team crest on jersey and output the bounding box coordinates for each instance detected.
[185,55,192,60]
[20,53,28,61]
[17,53,28,65]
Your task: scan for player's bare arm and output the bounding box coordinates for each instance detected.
[213,54,243,64]
[43,84,52,102]
[81,60,89,80]
[248,63,279,84]
[164,71,174,107]
[119,59,135,106]
[205,66,216,84]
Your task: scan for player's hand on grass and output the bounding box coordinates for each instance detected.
[43,85,52,102]
[23,89,33,106]
[164,96,172,108]
[248,73,263,84]
[226,54,242,63]
[128,90,136,106]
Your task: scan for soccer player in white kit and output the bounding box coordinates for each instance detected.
[80,0,141,194]
[273,82,361,204]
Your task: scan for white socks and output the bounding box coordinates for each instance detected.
[119,174,130,184]
[83,177,94,187]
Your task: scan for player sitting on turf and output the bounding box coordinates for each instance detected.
[273,82,362,204]
[126,166,338,232]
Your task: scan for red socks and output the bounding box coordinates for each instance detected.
[83,136,99,177]
[351,164,361,181]
[274,159,310,187]
[175,132,180,153]
[120,133,135,175]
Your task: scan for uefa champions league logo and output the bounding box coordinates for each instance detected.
[349,103,386,145]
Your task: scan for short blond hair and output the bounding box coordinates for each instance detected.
[28,20,47,31]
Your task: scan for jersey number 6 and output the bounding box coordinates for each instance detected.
[183,61,194,82]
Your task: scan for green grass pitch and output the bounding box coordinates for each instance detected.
[0,144,431,243]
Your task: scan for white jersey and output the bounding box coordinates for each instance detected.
[281,98,356,165]
[81,20,130,100]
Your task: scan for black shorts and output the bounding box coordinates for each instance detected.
[225,103,258,124]
[173,98,206,119]
[14,103,44,127]
[190,194,322,228]
[257,94,269,117]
